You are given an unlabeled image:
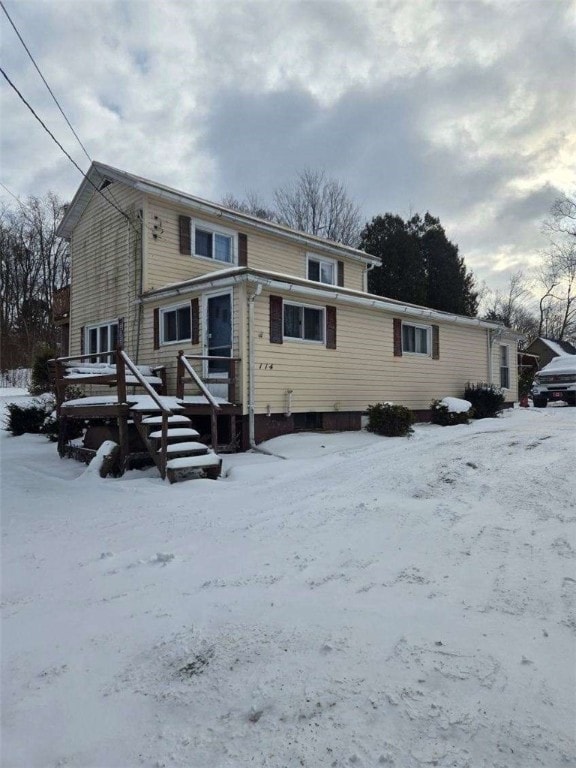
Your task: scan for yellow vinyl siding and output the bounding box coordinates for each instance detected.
[246,229,366,291]
[69,182,143,357]
[143,195,366,292]
[249,290,496,413]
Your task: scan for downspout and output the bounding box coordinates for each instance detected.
[363,262,375,293]
[247,285,286,459]
[487,329,493,384]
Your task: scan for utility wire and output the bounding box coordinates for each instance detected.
[0,0,135,226]
[0,0,91,164]
[0,180,24,205]
[0,65,133,225]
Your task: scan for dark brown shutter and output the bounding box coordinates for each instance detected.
[117,317,125,348]
[238,233,248,266]
[337,261,344,287]
[326,306,337,349]
[393,318,402,357]
[270,295,283,344]
[191,298,200,346]
[80,326,85,355]
[153,308,160,350]
[432,324,440,359]
[179,215,191,255]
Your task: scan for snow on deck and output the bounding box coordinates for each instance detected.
[1,406,575,766]
[63,393,230,409]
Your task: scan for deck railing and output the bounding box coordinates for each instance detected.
[50,347,172,478]
[176,351,240,449]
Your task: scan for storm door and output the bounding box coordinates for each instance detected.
[205,292,232,376]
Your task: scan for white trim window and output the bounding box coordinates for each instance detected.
[284,302,325,342]
[193,220,236,264]
[307,254,337,285]
[500,345,510,389]
[161,303,191,345]
[402,322,431,355]
[86,320,118,362]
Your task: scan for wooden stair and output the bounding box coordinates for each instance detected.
[134,411,222,483]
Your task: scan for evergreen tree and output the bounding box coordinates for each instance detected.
[361,212,478,316]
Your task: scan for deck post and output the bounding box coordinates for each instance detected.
[176,351,184,399]
[160,411,168,479]
[228,359,236,403]
[57,413,68,457]
[117,409,129,475]
[116,346,127,403]
[210,409,218,450]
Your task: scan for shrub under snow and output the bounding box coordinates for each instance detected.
[431,397,472,426]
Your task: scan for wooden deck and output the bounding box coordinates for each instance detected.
[52,348,243,478]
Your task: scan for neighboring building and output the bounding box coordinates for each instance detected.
[56,162,519,448]
[524,338,576,370]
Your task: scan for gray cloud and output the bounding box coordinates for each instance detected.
[0,0,574,292]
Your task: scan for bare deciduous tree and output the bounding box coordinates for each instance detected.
[273,169,362,246]
[220,191,277,222]
[481,271,539,343]
[537,195,576,342]
[0,192,69,371]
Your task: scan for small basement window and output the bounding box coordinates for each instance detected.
[161,304,191,344]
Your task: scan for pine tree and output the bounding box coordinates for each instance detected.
[361,212,478,316]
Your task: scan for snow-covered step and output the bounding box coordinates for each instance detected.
[166,454,221,470]
[161,441,209,455]
[142,415,192,426]
[148,427,200,439]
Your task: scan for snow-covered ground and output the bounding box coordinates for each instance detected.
[1,394,575,767]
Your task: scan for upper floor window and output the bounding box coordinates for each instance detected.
[193,221,235,263]
[402,322,430,355]
[307,254,337,286]
[500,345,510,389]
[86,320,118,363]
[161,303,191,344]
[284,302,325,342]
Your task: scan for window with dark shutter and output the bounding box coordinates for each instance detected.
[432,325,440,359]
[153,308,160,350]
[393,318,402,357]
[337,261,344,287]
[238,233,248,266]
[270,295,283,344]
[326,306,337,349]
[80,326,85,355]
[191,298,199,345]
[179,215,192,255]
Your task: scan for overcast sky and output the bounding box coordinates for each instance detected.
[1,0,574,292]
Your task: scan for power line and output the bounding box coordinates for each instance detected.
[0,0,92,164]
[0,65,133,225]
[0,0,135,225]
[0,180,24,206]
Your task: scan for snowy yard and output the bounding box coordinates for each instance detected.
[1,394,575,768]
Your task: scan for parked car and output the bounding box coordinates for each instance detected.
[531,356,576,407]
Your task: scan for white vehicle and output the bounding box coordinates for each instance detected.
[531,355,576,407]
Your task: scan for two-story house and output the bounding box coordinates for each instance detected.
[56,161,518,457]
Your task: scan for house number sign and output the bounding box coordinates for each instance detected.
[258,363,274,370]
